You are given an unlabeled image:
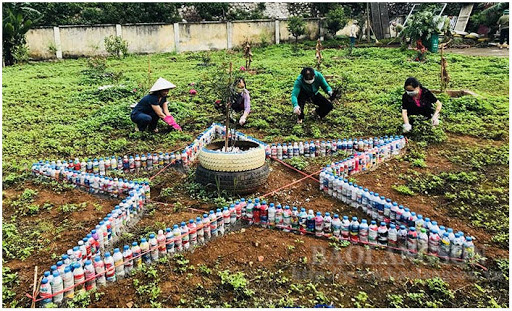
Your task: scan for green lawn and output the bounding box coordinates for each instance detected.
[2,43,508,175]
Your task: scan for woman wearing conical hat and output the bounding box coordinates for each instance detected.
[131,77,182,132]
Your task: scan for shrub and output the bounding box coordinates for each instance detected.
[325,6,348,37]
[287,16,306,43]
[104,35,128,58]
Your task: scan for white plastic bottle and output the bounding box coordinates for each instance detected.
[93,255,106,287]
[149,234,159,261]
[51,270,64,304]
[84,259,96,291]
[39,278,53,307]
[113,248,125,280]
[123,245,133,275]
[62,266,74,300]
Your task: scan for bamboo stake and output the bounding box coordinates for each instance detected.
[31,266,38,308]
[224,62,233,152]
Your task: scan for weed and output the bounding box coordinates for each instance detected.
[392,184,415,196]
[173,253,190,274]
[60,202,87,213]
[198,264,212,275]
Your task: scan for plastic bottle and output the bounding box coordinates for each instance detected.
[299,208,307,235]
[147,233,158,261]
[260,201,268,228]
[277,143,283,160]
[359,219,369,243]
[51,270,64,304]
[407,227,418,256]
[157,229,167,257]
[439,232,451,260]
[306,209,315,233]
[140,238,151,264]
[84,259,96,291]
[165,228,174,254]
[73,262,85,294]
[62,265,74,299]
[450,232,464,261]
[463,237,475,260]
[332,214,341,238]
[348,216,359,243]
[291,206,300,233]
[113,248,125,280]
[268,203,276,229]
[181,222,190,250]
[93,255,106,287]
[216,208,225,236]
[304,141,310,157]
[188,219,198,247]
[322,212,332,238]
[377,222,388,248]
[428,229,441,255]
[245,200,253,225]
[209,210,217,238]
[313,212,323,237]
[388,224,398,250]
[39,277,53,307]
[229,204,237,227]
[122,245,133,275]
[415,215,424,231]
[438,225,446,238]
[341,215,350,240]
[104,252,116,283]
[173,224,182,252]
[196,217,205,245]
[202,215,211,241]
[368,220,378,246]
[283,206,292,232]
[417,228,429,256]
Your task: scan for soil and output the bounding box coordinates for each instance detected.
[445,47,510,57]
[3,132,508,307]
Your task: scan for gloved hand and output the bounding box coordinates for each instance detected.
[328,90,333,97]
[403,123,412,133]
[163,115,182,131]
[239,115,246,126]
[432,113,440,126]
[293,106,301,115]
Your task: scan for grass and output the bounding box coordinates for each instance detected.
[1,43,509,308]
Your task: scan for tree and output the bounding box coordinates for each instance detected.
[400,11,450,44]
[325,6,348,37]
[2,3,41,66]
[287,16,306,43]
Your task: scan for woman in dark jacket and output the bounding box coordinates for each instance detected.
[131,77,182,132]
[401,77,442,132]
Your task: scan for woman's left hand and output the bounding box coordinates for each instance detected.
[432,113,440,126]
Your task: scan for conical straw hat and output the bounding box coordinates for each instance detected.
[149,77,176,93]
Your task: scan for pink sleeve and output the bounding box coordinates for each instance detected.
[242,90,251,113]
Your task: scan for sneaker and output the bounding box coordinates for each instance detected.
[504,43,509,49]
[297,119,303,124]
[134,125,140,132]
[152,128,159,133]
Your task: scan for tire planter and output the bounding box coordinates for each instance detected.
[195,163,270,194]
[198,141,266,172]
[196,140,269,194]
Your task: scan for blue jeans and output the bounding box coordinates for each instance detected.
[350,37,356,47]
[131,111,159,131]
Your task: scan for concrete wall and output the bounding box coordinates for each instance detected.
[279,19,320,42]
[123,24,175,54]
[179,22,227,52]
[232,20,275,46]
[26,27,55,59]
[26,18,326,59]
[60,25,116,57]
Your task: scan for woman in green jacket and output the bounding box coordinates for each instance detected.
[291,67,334,124]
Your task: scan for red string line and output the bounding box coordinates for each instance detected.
[269,156,320,183]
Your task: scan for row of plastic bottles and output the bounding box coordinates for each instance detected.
[33,124,263,180]
[39,204,245,306]
[265,136,406,160]
[31,165,150,197]
[242,201,475,260]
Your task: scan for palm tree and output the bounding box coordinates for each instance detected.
[3,3,41,65]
